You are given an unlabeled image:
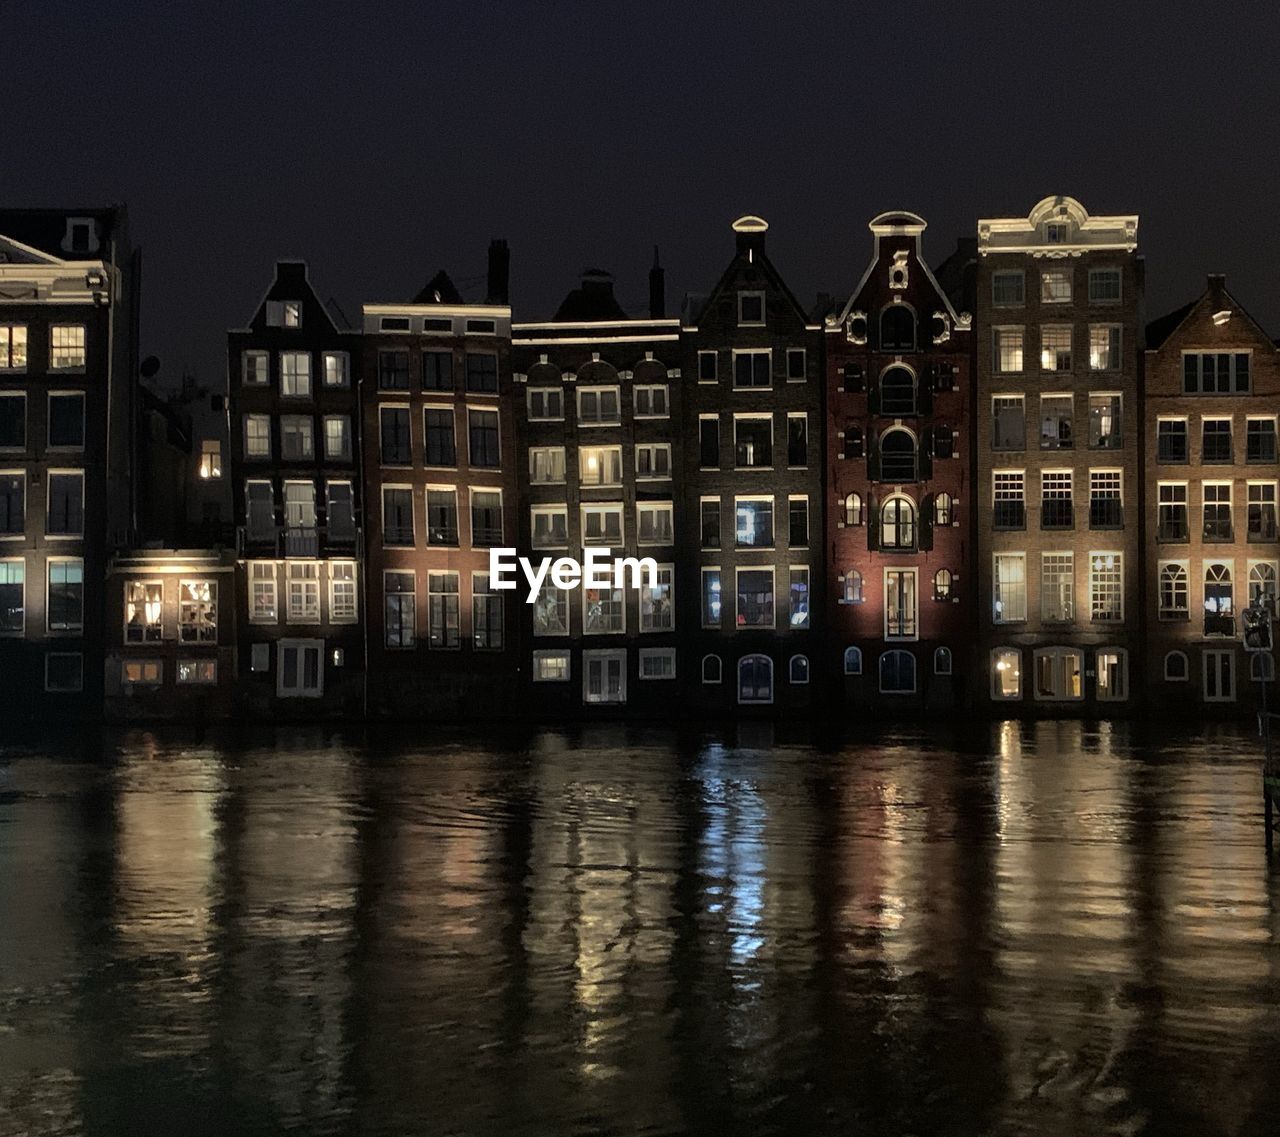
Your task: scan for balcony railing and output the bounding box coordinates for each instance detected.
[1041,500,1073,529]
[1089,499,1123,529]
[992,501,1025,530]
[1157,516,1189,542]
[283,526,319,558]
[239,524,363,558]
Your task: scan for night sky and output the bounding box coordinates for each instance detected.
[10,1,1278,388]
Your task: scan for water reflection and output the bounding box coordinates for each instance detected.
[0,723,1278,1136]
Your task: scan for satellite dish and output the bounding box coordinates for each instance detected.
[139,356,160,379]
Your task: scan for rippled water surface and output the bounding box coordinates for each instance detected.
[1,720,1279,1136]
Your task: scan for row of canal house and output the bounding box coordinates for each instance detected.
[7,199,1273,720]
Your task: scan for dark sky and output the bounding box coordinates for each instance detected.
[9,1,1279,387]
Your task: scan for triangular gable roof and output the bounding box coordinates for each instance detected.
[0,232,66,265]
[1147,281,1276,352]
[412,270,464,305]
[689,220,814,328]
[238,260,341,335]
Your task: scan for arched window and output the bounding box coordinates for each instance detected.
[880,495,916,549]
[934,568,952,600]
[879,428,916,482]
[1163,651,1188,681]
[1204,563,1234,635]
[701,654,722,684]
[844,646,863,675]
[933,491,952,526]
[844,492,863,526]
[879,365,916,414]
[738,654,773,704]
[933,424,954,459]
[1249,562,1277,606]
[842,569,864,604]
[844,424,864,458]
[1159,563,1189,620]
[879,649,917,693]
[934,646,953,675]
[879,305,916,351]
[991,648,1022,699]
[789,655,809,684]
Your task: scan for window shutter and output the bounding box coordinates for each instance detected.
[867,493,880,551]
[867,436,881,482]
[920,494,934,551]
[918,383,932,417]
[843,362,864,393]
[867,385,880,416]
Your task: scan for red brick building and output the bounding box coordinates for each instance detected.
[824,212,974,708]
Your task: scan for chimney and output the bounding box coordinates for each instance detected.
[1207,273,1226,293]
[487,239,510,305]
[648,246,665,319]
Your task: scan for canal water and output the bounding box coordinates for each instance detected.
[0,721,1278,1136]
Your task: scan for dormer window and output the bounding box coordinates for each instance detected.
[1046,222,1068,245]
[380,316,411,332]
[62,217,99,255]
[737,291,765,326]
[267,300,302,328]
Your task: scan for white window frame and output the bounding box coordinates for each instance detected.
[248,561,278,624]
[634,384,670,419]
[527,386,565,421]
[276,638,324,699]
[532,649,571,683]
[991,647,1022,700]
[530,504,569,550]
[737,290,766,326]
[639,647,677,680]
[329,560,358,624]
[580,502,623,546]
[583,649,627,704]
[637,501,674,547]
[576,385,621,426]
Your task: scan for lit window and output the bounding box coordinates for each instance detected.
[789,567,809,628]
[50,325,86,369]
[0,560,24,634]
[736,568,774,628]
[199,439,222,479]
[1034,648,1083,700]
[249,562,277,623]
[280,351,312,397]
[1158,562,1189,620]
[178,580,217,642]
[323,416,351,461]
[528,446,566,485]
[243,350,268,385]
[1089,554,1123,622]
[533,650,570,682]
[884,569,917,639]
[880,496,916,550]
[580,445,623,487]
[583,585,624,634]
[1204,563,1235,637]
[532,583,569,637]
[1088,325,1121,371]
[322,352,349,387]
[124,581,163,642]
[640,565,674,632]
[1040,271,1071,303]
[842,569,863,604]
[286,562,320,623]
[244,414,271,459]
[330,561,357,624]
[122,659,162,686]
[843,493,863,527]
[1042,553,1074,622]
[0,325,28,369]
[992,648,1021,699]
[1040,325,1072,371]
[993,554,1026,623]
[177,659,217,685]
[1097,649,1127,701]
[701,568,722,628]
[933,568,952,600]
[993,327,1024,373]
[735,497,774,548]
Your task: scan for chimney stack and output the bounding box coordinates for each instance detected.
[732,214,769,255]
[486,239,510,306]
[649,246,665,319]
[1207,272,1226,292]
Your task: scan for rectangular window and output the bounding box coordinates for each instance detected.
[199,439,222,479]
[637,502,674,546]
[698,351,718,383]
[787,413,808,466]
[330,561,357,624]
[465,352,499,393]
[1247,483,1277,542]
[1088,394,1122,449]
[249,561,277,622]
[1203,482,1233,541]
[789,566,810,628]
[1157,483,1189,542]
[422,350,453,391]
[465,318,496,336]
[245,480,275,540]
[1040,271,1071,303]
[992,396,1025,451]
[426,487,459,545]
[700,498,720,549]
[634,385,669,418]
[1089,269,1122,303]
[380,406,412,464]
[267,300,302,328]
[326,481,355,540]
[50,325,86,369]
[427,572,460,648]
[1037,394,1074,450]
[277,638,323,698]
[992,471,1025,529]
[1041,553,1074,622]
[124,580,163,642]
[1088,470,1123,528]
[322,416,351,461]
[735,497,774,548]
[531,505,568,549]
[1034,648,1083,700]
[177,660,217,685]
[379,350,410,390]
[1039,325,1072,371]
[1201,418,1232,463]
[738,291,765,325]
[579,445,623,487]
[1040,471,1073,529]
[639,649,677,680]
[786,348,807,381]
[285,562,320,623]
[424,408,457,466]
[529,446,566,484]
[581,503,622,546]
[577,386,621,424]
[1089,554,1123,622]
[736,567,774,628]
[47,559,83,631]
[583,650,627,704]
[382,486,414,545]
[322,351,349,387]
[993,327,1024,373]
[280,351,311,397]
[472,572,503,649]
[243,350,268,385]
[583,584,624,634]
[470,489,503,546]
[1158,560,1189,620]
[468,409,501,467]
[1088,325,1121,371]
[532,583,569,636]
[0,560,24,634]
[46,471,84,535]
[1157,418,1188,463]
[1246,418,1278,463]
[244,414,271,459]
[635,443,672,480]
[533,650,570,681]
[1203,649,1236,703]
[283,480,315,528]
[640,564,674,632]
[280,415,314,460]
[732,350,771,389]
[734,415,773,468]
[527,387,563,420]
[993,553,1026,623]
[0,325,29,369]
[1183,352,1250,395]
[884,569,917,639]
[0,472,25,535]
[48,394,85,449]
[699,415,720,468]
[701,568,722,628]
[122,660,163,686]
[788,496,809,547]
[991,271,1024,306]
[179,580,218,642]
[0,394,24,449]
[384,571,416,648]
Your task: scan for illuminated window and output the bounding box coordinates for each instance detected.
[1089,554,1123,622]
[1034,648,1082,700]
[1040,325,1072,371]
[1204,563,1235,637]
[322,351,349,387]
[124,581,163,642]
[933,568,952,600]
[789,567,810,628]
[1250,562,1278,607]
[1040,271,1071,303]
[993,327,1024,373]
[533,650,570,682]
[0,560,24,633]
[1088,394,1122,449]
[991,648,1021,699]
[249,562,276,623]
[735,497,774,548]
[244,414,271,459]
[384,571,416,648]
[177,660,217,685]
[0,325,28,369]
[1097,649,1128,701]
[267,300,301,328]
[122,659,162,686]
[322,416,350,461]
[243,350,268,385]
[701,568,721,627]
[280,351,311,397]
[285,563,319,623]
[583,584,624,634]
[532,583,569,637]
[1088,325,1121,371]
[579,445,623,486]
[199,439,222,479]
[843,493,863,527]
[1042,553,1074,622]
[880,496,916,550]
[330,561,357,624]
[529,446,565,485]
[842,570,863,604]
[736,568,774,629]
[178,580,217,642]
[884,569,917,639]
[640,565,674,632]
[933,492,952,527]
[50,325,85,369]
[993,553,1026,623]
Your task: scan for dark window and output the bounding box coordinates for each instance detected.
[468,410,500,467]
[880,366,916,414]
[786,349,806,380]
[47,473,83,535]
[379,350,410,390]
[1157,420,1187,463]
[879,429,916,482]
[844,425,864,459]
[788,497,809,546]
[1247,419,1278,463]
[470,490,503,546]
[380,407,411,464]
[735,418,772,468]
[879,650,917,692]
[465,352,499,393]
[48,394,84,448]
[382,488,414,545]
[424,409,456,466]
[466,319,496,335]
[0,394,24,447]
[1202,419,1232,463]
[423,317,452,333]
[843,363,864,393]
[700,499,720,548]
[422,350,453,390]
[426,488,458,545]
[787,416,807,466]
[698,352,717,381]
[880,306,915,351]
[0,473,23,534]
[733,352,770,389]
[699,417,720,468]
[933,424,953,459]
